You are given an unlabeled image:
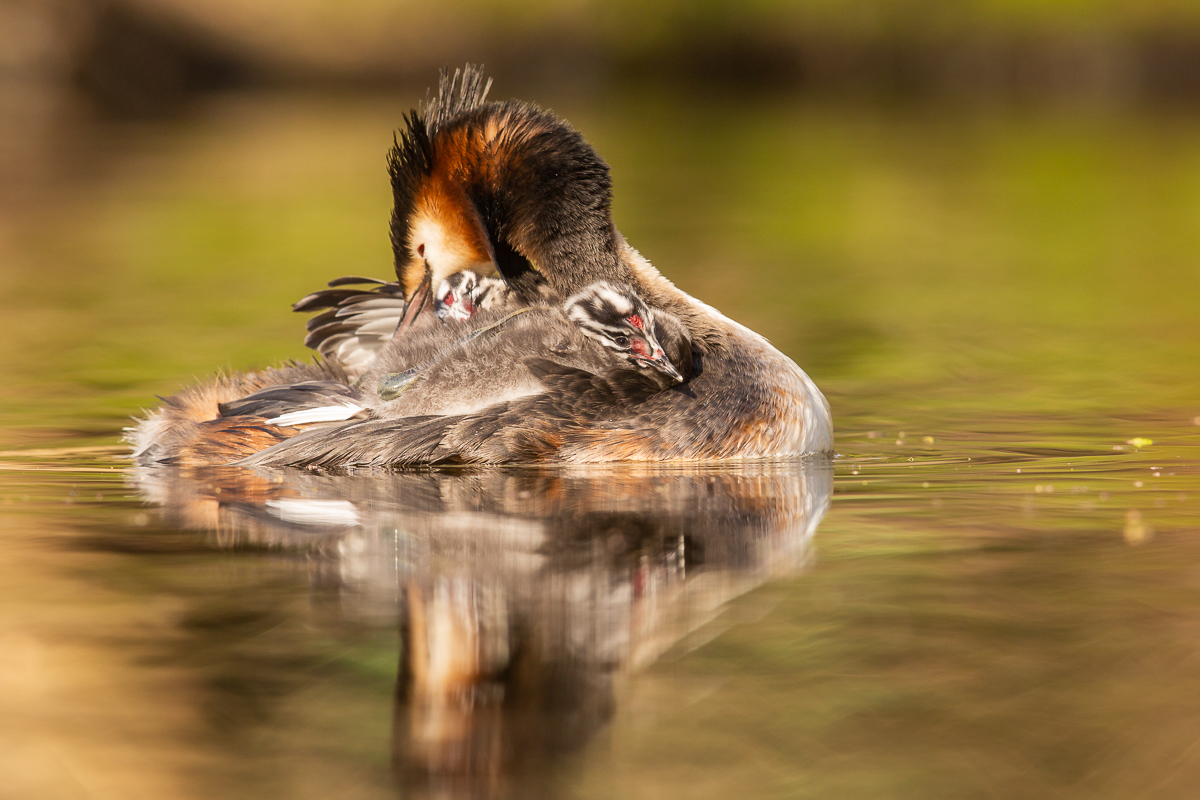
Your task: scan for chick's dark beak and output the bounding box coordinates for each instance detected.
[637,346,685,385]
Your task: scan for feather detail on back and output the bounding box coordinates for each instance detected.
[293,278,409,378]
[267,404,365,426]
[216,380,367,427]
[125,360,350,467]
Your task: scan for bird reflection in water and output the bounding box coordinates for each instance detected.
[132,460,831,796]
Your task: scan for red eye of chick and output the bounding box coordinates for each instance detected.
[444,292,455,305]
[626,314,643,330]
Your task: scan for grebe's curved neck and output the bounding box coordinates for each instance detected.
[388,68,632,306]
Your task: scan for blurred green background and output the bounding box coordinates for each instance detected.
[2,0,1200,440]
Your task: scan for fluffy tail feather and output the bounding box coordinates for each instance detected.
[127,360,350,467]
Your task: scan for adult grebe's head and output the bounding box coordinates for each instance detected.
[565,282,686,385]
[387,65,632,329]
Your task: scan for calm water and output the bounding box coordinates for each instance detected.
[3,88,1200,799]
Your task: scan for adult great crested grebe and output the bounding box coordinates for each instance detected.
[129,66,833,467]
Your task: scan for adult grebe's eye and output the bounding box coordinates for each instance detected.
[613,335,630,348]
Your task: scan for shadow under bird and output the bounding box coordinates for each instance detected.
[128,65,833,467]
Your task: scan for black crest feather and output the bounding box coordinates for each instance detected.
[426,64,492,133]
[387,64,492,282]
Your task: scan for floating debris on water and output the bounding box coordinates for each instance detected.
[1127,437,1153,448]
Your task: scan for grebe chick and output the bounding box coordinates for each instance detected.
[291,271,514,381]
[435,271,512,323]
[362,280,689,418]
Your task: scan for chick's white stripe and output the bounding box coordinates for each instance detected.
[267,401,364,426]
[591,283,634,316]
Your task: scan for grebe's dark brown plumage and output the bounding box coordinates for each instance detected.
[129,66,832,467]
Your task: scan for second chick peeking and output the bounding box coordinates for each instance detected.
[434,271,510,323]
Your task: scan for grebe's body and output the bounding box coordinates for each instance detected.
[276,281,688,422]
[129,67,832,468]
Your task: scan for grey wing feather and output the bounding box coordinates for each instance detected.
[293,277,408,378]
[237,360,667,469]
[217,381,364,422]
[238,415,461,468]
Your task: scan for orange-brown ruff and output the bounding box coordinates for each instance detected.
[129,67,833,468]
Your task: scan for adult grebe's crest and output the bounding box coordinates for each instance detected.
[386,64,629,317]
[388,67,495,307]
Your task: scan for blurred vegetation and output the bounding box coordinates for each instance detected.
[12,0,1200,122]
[1,88,1199,449]
[99,0,1200,72]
